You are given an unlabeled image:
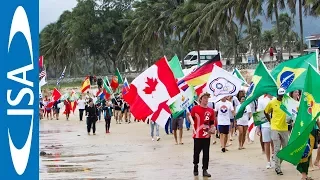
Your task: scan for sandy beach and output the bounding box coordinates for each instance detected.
[40,110,320,180]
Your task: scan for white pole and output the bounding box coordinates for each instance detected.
[316,49,319,72]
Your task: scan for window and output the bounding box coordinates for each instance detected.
[191,55,197,61]
[184,55,193,60]
[206,55,213,60]
[200,55,206,60]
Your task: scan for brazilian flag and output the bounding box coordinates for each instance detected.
[271,53,317,93]
[277,65,320,165]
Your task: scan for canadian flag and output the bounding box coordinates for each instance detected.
[124,57,180,127]
[46,88,62,108]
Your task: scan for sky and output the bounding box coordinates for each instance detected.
[40,0,320,37]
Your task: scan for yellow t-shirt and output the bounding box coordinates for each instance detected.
[264,99,288,131]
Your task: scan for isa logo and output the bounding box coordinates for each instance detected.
[0,1,39,179]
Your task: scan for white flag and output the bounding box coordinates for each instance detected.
[39,75,47,87]
[205,65,242,102]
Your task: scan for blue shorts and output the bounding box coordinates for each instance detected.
[230,119,235,128]
[218,125,230,134]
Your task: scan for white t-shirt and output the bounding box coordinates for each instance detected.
[229,96,240,119]
[215,101,234,125]
[77,99,86,110]
[257,96,272,128]
[236,104,251,126]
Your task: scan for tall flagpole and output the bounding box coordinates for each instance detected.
[316,49,319,72]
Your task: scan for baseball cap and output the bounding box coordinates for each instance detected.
[198,92,211,101]
[277,88,286,96]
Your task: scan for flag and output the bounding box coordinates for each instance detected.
[204,65,243,102]
[60,93,70,101]
[39,75,47,87]
[169,86,195,118]
[248,117,256,141]
[168,55,184,79]
[280,94,300,121]
[56,66,66,86]
[235,61,278,119]
[122,78,130,95]
[271,53,317,93]
[252,111,268,126]
[96,88,103,97]
[103,77,113,99]
[182,54,222,86]
[110,68,123,90]
[39,56,44,70]
[71,101,77,114]
[124,56,180,124]
[81,77,91,93]
[39,69,46,79]
[46,88,62,108]
[232,68,248,86]
[150,101,172,128]
[277,65,320,165]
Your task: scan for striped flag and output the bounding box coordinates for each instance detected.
[39,70,46,79]
[56,66,66,86]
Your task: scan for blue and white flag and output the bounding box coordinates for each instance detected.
[205,65,242,102]
[56,66,66,86]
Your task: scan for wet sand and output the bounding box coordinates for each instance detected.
[40,113,320,180]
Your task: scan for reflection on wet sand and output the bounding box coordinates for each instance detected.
[40,117,320,180]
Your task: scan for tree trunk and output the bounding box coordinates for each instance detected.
[247,10,256,61]
[147,48,151,67]
[197,29,201,66]
[178,33,185,68]
[274,3,283,61]
[298,0,304,54]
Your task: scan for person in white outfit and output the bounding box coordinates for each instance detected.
[236,96,252,150]
[256,94,274,169]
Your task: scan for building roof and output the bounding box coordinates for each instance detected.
[306,34,320,40]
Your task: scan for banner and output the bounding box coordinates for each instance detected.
[1,1,39,179]
[280,94,299,122]
[252,111,268,126]
[169,87,195,119]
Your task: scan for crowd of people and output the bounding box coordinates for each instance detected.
[39,87,320,179]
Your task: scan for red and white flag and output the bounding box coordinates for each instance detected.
[47,88,62,108]
[124,57,180,127]
[248,117,256,141]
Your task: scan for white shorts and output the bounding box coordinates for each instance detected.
[261,127,271,142]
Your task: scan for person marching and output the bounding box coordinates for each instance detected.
[264,88,288,175]
[77,96,86,121]
[104,101,113,133]
[64,98,72,121]
[187,92,216,177]
[235,96,252,150]
[86,98,98,135]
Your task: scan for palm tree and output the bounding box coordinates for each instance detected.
[266,0,286,60]
[306,0,320,15]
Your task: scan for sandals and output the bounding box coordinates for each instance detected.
[275,169,283,175]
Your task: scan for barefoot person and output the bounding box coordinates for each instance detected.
[215,96,235,153]
[236,96,252,150]
[188,92,216,177]
[264,88,288,175]
[150,121,160,141]
[172,113,184,145]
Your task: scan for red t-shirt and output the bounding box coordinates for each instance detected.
[191,105,216,138]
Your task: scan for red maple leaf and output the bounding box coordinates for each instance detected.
[143,77,158,94]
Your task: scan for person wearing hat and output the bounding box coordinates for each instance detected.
[264,87,289,176]
[187,92,216,177]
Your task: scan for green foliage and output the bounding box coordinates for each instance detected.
[40,0,318,77]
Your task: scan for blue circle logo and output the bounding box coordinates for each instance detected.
[220,105,228,113]
[279,71,294,90]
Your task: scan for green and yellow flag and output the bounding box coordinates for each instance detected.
[235,61,278,119]
[277,65,320,165]
[271,53,317,93]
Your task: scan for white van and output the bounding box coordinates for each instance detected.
[182,50,220,66]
